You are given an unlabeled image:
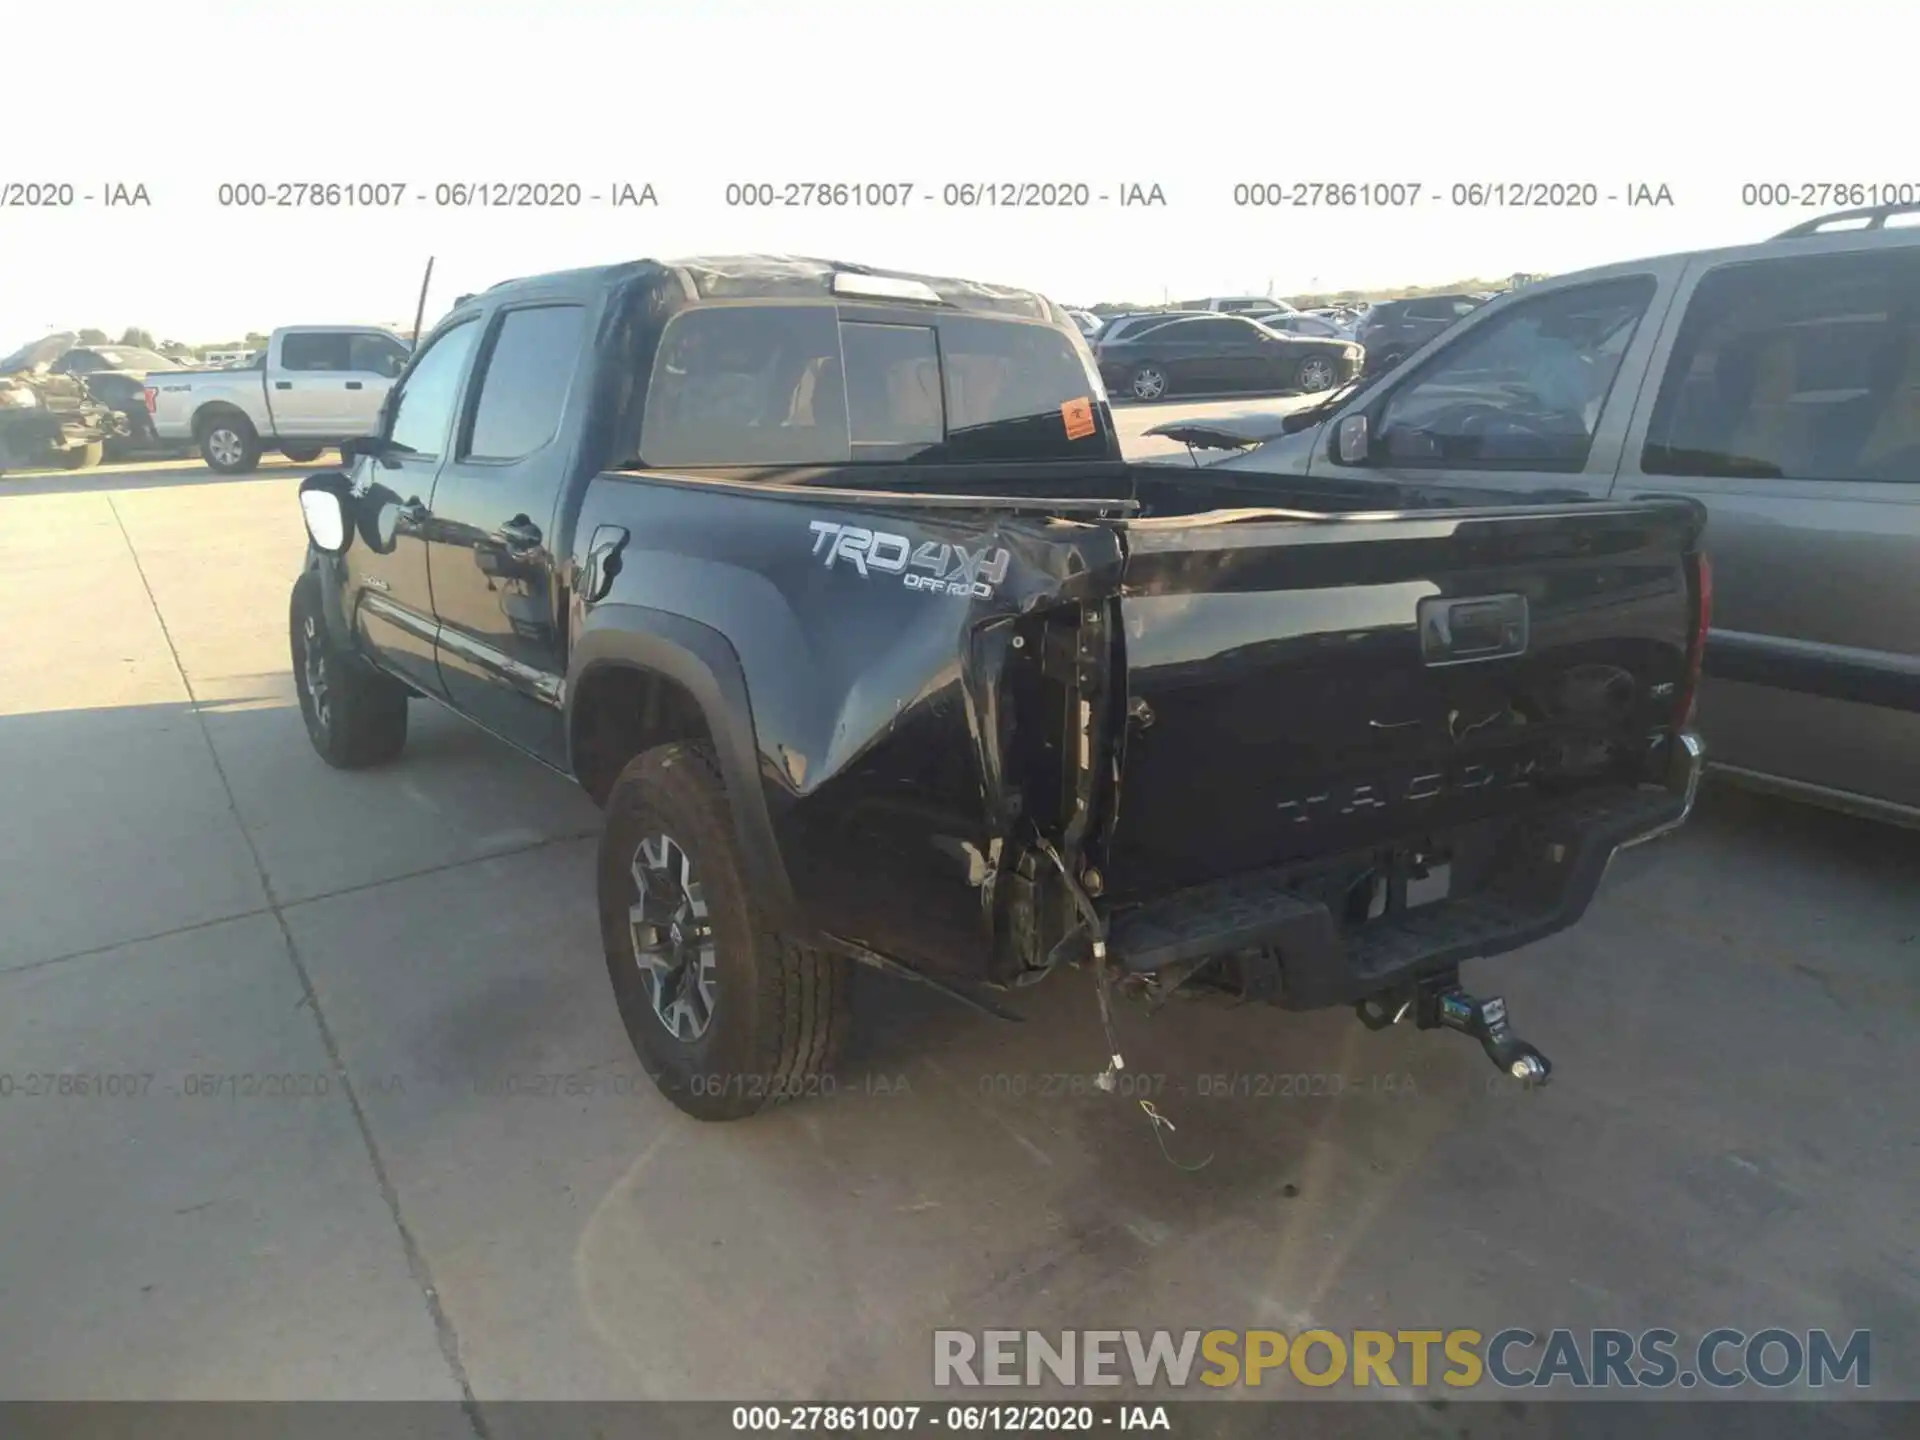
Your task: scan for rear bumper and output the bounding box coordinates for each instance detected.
[1108,731,1705,1009]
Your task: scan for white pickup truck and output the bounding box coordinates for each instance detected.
[147,325,410,472]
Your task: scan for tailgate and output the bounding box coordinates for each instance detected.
[146,377,200,435]
[1102,500,1704,903]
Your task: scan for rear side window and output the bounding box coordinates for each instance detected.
[279,332,353,371]
[639,304,1109,467]
[1175,318,1242,343]
[463,305,587,462]
[1642,250,1920,483]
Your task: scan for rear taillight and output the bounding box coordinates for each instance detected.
[1676,552,1712,728]
[143,387,157,414]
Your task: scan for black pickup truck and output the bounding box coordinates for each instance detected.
[291,254,1709,1121]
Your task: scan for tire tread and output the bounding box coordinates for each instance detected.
[290,573,408,768]
[602,740,848,1119]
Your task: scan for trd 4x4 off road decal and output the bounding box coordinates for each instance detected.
[808,520,1010,599]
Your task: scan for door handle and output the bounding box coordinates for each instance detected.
[345,380,364,390]
[275,381,292,390]
[498,516,543,552]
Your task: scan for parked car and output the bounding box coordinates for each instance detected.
[287,252,1705,1119]
[1089,309,1209,346]
[1262,311,1349,339]
[1308,306,1365,332]
[0,333,122,474]
[1355,294,1488,374]
[147,326,412,472]
[50,342,183,452]
[1096,312,1361,401]
[1067,309,1104,336]
[1176,295,1299,316]
[1156,202,1920,827]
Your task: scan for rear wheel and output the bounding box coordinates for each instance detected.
[1129,363,1169,402]
[290,572,409,767]
[199,413,262,474]
[599,741,849,1121]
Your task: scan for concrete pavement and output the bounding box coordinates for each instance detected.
[1,443,1915,1406]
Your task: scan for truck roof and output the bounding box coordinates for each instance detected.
[477,254,1060,322]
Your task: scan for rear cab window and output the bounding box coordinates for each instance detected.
[638,303,1112,468]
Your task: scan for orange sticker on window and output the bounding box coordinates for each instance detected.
[1061,396,1096,441]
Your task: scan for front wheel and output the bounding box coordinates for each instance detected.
[290,572,409,767]
[598,741,850,1121]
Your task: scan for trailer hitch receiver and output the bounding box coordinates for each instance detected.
[1357,968,1553,1084]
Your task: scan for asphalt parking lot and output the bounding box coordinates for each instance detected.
[2,402,1917,1410]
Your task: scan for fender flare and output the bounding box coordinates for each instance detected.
[304,546,356,652]
[566,605,798,930]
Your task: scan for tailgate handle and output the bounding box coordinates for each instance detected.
[1419,594,1529,666]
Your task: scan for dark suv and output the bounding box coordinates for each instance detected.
[1356,293,1489,374]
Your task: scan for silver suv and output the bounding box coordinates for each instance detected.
[1199,203,1920,827]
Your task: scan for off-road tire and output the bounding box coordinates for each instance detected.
[598,741,849,1121]
[199,412,263,474]
[290,571,409,767]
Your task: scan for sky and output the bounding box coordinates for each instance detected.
[4,0,1910,345]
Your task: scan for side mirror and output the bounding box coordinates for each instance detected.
[298,471,354,555]
[1335,413,1370,464]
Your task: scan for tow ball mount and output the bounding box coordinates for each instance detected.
[1356,969,1553,1085]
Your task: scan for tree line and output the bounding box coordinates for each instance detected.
[73,327,271,359]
